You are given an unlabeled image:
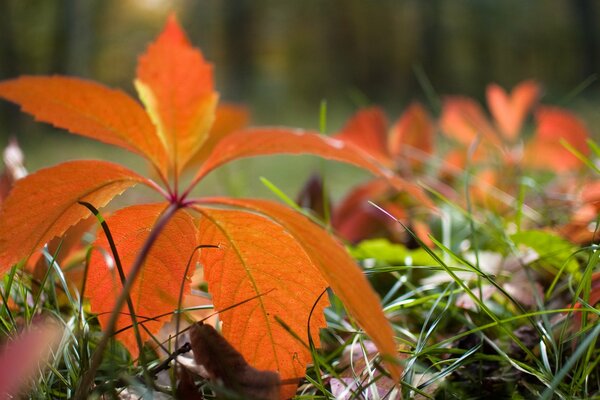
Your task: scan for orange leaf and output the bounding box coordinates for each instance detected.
[191,127,432,208]
[195,204,329,399]
[0,77,168,177]
[486,80,540,141]
[86,204,198,353]
[199,198,403,384]
[334,107,391,164]
[187,103,250,167]
[136,15,218,173]
[524,107,590,172]
[440,96,499,147]
[388,102,434,167]
[0,161,148,273]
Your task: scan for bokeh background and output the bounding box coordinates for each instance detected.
[1,0,599,197]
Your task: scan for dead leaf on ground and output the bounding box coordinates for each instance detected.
[189,322,281,400]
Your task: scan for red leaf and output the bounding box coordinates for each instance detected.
[86,204,198,353]
[0,161,148,273]
[333,180,392,243]
[524,107,590,172]
[199,198,403,383]
[136,15,218,173]
[0,77,168,177]
[334,107,391,164]
[388,102,434,167]
[486,80,540,141]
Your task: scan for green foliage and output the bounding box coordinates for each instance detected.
[511,230,580,276]
[350,238,437,268]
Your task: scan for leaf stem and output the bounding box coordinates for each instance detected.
[78,201,150,380]
[74,202,182,399]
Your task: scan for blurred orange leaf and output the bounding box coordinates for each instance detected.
[440,96,499,147]
[486,80,540,141]
[524,107,590,172]
[334,107,391,164]
[389,102,434,167]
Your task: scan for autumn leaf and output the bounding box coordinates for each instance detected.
[524,106,590,172]
[334,107,392,165]
[388,102,434,168]
[0,15,405,397]
[439,81,590,175]
[486,80,540,141]
[330,105,435,243]
[0,77,169,178]
[86,204,198,351]
[332,179,393,243]
[198,198,403,383]
[195,204,329,398]
[136,14,218,174]
[0,160,148,274]
[190,322,281,400]
[193,127,395,184]
[440,96,499,147]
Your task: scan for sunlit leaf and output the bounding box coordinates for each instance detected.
[0,77,168,177]
[136,15,218,173]
[195,204,329,399]
[87,204,198,353]
[192,128,432,207]
[198,198,403,383]
[0,161,148,273]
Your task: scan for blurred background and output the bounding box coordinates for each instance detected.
[0,0,599,197]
